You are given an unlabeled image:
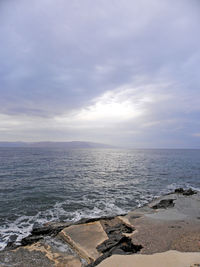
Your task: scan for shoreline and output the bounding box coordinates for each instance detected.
[1,188,200,266]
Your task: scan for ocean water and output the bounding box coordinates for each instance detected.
[0,148,200,250]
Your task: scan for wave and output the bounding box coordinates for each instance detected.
[0,199,126,251]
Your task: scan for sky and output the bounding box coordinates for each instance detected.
[0,0,200,148]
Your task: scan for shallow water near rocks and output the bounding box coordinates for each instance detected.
[0,148,200,250]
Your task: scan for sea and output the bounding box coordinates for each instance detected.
[0,148,200,250]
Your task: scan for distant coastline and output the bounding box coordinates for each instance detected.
[0,141,115,149]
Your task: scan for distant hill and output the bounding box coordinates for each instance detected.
[0,142,26,147]
[0,141,114,149]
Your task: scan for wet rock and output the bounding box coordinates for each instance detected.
[21,235,44,246]
[97,235,122,253]
[74,215,124,225]
[92,235,142,267]
[175,188,185,194]
[99,220,140,255]
[59,216,141,267]
[89,235,142,267]
[182,189,197,196]
[97,235,141,254]
[174,188,197,196]
[90,219,142,266]
[112,236,142,254]
[152,199,175,209]
[5,241,19,251]
[19,217,126,248]
[32,221,71,236]
[104,223,134,236]
[19,222,72,247]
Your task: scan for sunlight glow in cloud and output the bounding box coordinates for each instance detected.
[71,89,146,122]
[55,81,172,129]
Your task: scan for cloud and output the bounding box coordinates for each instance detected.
[0,0,200,147]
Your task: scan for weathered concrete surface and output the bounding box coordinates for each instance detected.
[59,221,108,264]
[97,250,200,267]
[127,216,200,254]
[123,191,200,254]
[0,239,82,267]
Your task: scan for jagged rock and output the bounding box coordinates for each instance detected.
[182,189,197,196]
[175,188,185,194]
[32,221,71,236]
[97,235,122,253]
[90,218,141,266]
[104,223,133,236]
[19,222,72,247]
[5,241,19,251]
[97,235,142,254]
[152,199,175,209]
[59,217,141,267]
[2,191,200,267]
[21,235,44,246]
[174,188,197,196]
[74,215,125,225]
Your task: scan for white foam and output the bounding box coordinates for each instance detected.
[0,199,127,251]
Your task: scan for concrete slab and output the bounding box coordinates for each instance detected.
[97,250,200,267]
[120,192,200,255]
[147,192,200,221]
[129,215,200,254]
[59,221,108,264]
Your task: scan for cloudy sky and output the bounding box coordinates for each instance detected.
[0,0,200,148]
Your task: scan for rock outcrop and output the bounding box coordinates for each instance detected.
[1,189,200,267]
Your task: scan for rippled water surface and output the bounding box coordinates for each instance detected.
[0,148,200,249]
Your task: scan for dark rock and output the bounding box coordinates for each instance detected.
[90,236,142,267]
[97,235,142,254]
[87,252,111,267]
[168,225,182,229]
[19,221,72,247]
[130,215,141,220]
[89,219,142,267]
[31,222,71,236]
[21,235,43,246]
[174,188,197,196]
[183,188,197,196]
[19,216,127,248]
[31,226,56,236]
[111,236,142,254]
[97,235,122,253]
[175,188,184,194]
[152,199,175,209]
[5,241,19,251]
[75,215,126,225]
[105,223,134,236]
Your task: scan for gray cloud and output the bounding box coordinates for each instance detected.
[0,0,200,147]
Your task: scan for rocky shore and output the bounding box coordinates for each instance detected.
[1,188,200,267]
